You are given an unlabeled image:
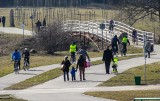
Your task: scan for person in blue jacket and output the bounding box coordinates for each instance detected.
[12,49,21,70]
[70,66,76,81]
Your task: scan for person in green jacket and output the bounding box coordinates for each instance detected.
[69,42,78,63]
[121,35,130,56]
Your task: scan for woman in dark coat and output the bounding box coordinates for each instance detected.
[61,56,71,81]
[76,54,86,81]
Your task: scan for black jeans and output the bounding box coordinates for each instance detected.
[112,44,118,54]
[24,57,30,65]
[147,51,150,58]
[105,61,111,74]
[122,43,127,55]
[63,71,69,81]
[71,52,76,62]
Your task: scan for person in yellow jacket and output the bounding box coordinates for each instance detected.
[112,55,118,74]
[121,35,130,56]
[69,42,78,63]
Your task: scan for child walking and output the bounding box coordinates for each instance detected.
[112,55,118,74]
[70,66,76,81]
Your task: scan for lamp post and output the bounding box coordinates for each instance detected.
[143,32,147,84]
[100,23,105,50]
[21,22,25,48]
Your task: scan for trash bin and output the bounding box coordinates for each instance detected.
[134,76,141,85]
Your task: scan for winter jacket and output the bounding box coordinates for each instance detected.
[61,60,71,72]
[102,49,113,62]
[12,51,21,61]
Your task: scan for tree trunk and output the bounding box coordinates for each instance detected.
[10,9,15,27]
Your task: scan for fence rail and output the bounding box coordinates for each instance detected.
[63,20,154,45]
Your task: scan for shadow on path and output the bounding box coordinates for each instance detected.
[28,69,44,72]
[85,73,106,75]
[18,73,37,75]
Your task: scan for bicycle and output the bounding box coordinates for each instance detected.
[70,53,76,64]
[14,60,19,74]
[23,58,29,71]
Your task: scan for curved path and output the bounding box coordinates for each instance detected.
[0,49,160,101]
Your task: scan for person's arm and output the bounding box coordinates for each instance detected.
[117,39,120,44]
[76,60,79,70]
[127,39,130,45]
[11,53,14,61]
[86,52,90,61]
[76,46,78,51]
[111,51,114,62]
[102,50,105,61]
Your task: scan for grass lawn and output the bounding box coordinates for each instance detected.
[84,90,160,101]
[0,95,26,101]
[99,61,160,86]
[4,54,143,90]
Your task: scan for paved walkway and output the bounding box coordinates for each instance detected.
[0,27,32,35]
[0,53,160,101]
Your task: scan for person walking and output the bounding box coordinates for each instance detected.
[70,66,76,81]
[61,56,71,82]
[12,49,21,71]
[77,47,90,61]
[76,54,86,81]
[69,42,78,63]
[2,16,6,27]
[132,29,138,45]
[102,46,114,74]
[42,18,46,27]
[35,20,42,32]
[109,19,115,32]
[111,35,120,55]
[121,35,130,56]
[145,39,151,58]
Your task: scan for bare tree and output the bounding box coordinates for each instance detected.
[121,0,160,25]
[36,21,73,54]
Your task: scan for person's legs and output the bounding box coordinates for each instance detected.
[63,71,66,81]
[18,60,21,70]
[105,61,110,74]
[123,43,127,55]
[74,75,76,80]
[79,69,82,81]
[115,44,118,53]
[148,51,150,58]
[67,72,69,81]
[2,22,4,27]
[83,68,85,80]
[72,75,73,81]
[71,52,76,63]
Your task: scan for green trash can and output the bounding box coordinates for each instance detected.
[134,76,141,85]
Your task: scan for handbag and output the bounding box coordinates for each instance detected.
[60,64,65,70]
[86,60,91,67]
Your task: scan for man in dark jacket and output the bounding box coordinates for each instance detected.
[22,48,30,66]
[111,35,120,55]
[2,16,6,27]
[35,20,41,32]
[102,46,114,74]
